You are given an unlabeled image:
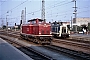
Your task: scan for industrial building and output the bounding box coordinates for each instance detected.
[72,17,90,32]
[73,17,90,26]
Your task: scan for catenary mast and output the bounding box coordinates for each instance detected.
[41,0,45,22]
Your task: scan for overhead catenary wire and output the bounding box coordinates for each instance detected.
[14,1,72,19]
[11,0,90,17]
[0,0,29,17]
[0,0,30,26]
[45,0,66,10]
[46,0,90,21]
[46,5,90,16]
[0,0,89,26]
[14,9,41,19]
[46,0,90,15]
[47,12,72,18]
[46,1,72,11]
[1,0,90,18]
[46,9,90,20]
[2,0,90,24]
[0,0,7,6]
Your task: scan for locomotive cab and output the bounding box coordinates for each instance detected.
[28,18,52,35]
[60,26,70,38]
[51,21,70,38]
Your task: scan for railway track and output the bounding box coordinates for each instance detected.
[7,33,90,59]
[67,36,90,44]
[53,39,90,49]
[53,38,90,54]
[2,30,90,44]
[0,34,89,60]
[43,45,90,60]
[0,31,90,60]
[0,30,20,38]
[0,35,53,60]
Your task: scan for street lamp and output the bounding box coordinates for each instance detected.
[6,15,9,34]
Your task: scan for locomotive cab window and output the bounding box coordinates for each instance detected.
[32,21,36,24]
[62,27,66,33]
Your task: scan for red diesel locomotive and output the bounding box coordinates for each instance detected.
[20,18,52,44]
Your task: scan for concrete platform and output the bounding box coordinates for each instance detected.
[0,38,33,60]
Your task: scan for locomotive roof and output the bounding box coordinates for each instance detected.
[51,21,63,26]
[28,19,43,22]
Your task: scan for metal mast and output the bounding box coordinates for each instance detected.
[73,0,77,32]
[1,20,3,28]
[25,7,26,23]
[21,10,25,24]
[71,16,73,30]
[41,0,45,22]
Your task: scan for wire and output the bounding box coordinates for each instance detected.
[13,1,72,19]
[46,0,66,9]
[78,10,90,14]
[10,0,28,11]
[47,12,72,18]
[46,5,90,18]
[13,8,41,20]
[7,0,90,23]
[47,9,72,16]
[26,9,41,15]
[46,7,90,17]
[0,0,7,6]
[46,9,90,20]
[1,0,28,16]
[46,1,72,11]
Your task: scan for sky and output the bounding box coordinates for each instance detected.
[0,0,90,26]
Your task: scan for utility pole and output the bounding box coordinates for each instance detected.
[1,20,3,29]
[6,11,9,35]
[41,0,45,22]
[71,16,73,30]
[21,10,25,24]
[6,15,9,35]
[72,0,77,32]
[25,7,26,23]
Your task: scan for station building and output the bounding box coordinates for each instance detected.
[73,17,90,26]
[72,17,90,32]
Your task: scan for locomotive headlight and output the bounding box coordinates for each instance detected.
[50,31,52,34]
[39,33,41,34]
[39,31,41,34]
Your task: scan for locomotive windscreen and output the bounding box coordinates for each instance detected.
[62,27,66,33]
[51,25,60,33]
